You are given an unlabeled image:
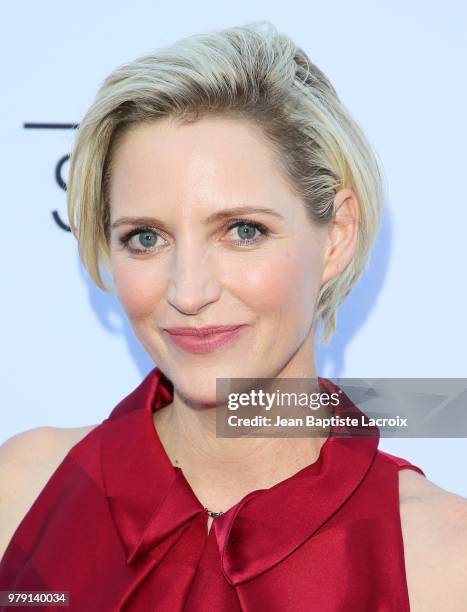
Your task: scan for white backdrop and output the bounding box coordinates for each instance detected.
[2,0,466,497]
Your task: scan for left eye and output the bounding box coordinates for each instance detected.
[227,220,267,243]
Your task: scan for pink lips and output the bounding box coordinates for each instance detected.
[163,325,248,354]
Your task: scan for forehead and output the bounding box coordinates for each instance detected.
[110,114,283,173]
[108,115,301,221]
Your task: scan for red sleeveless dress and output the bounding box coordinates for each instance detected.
[0,367,425,611]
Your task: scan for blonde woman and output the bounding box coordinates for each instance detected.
[1,21,466,611]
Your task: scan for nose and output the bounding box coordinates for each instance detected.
[166,238,221,315]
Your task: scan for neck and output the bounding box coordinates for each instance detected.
[152,349,332,514]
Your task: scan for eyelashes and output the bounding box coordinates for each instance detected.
[117,218,271,256]
[118,226,159,254]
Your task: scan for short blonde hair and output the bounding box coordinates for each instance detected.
[67,20,384,344]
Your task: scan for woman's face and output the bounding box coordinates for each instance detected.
[109,116,332,404]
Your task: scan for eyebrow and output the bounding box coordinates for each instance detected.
[110,206,284,231]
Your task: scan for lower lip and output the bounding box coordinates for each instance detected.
[163,326,249,354]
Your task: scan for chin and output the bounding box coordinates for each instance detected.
[170,361,274,407]
[176,384,226,409]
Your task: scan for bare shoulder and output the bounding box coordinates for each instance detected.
[0,424,98,561]
[399,468,467,611]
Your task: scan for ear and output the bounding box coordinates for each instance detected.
[320,188,359,286]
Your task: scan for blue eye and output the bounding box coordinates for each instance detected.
[226,219,269,245]
[119,227,162,254]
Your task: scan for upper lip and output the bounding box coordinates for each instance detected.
[163,324,245,336]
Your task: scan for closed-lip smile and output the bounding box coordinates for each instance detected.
[162,324,249,354]
[164,324,245,336]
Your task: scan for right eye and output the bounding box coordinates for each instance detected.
[118,227,164,255]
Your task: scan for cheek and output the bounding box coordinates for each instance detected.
[233,249,320,313]
[111,260,163,321]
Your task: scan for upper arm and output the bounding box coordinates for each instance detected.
[440,496,467,604]
[399,468,467,611]
[0,426,95,561]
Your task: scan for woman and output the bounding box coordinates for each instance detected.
[1,21,466,611]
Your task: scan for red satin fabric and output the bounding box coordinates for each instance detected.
[0,367,426,611]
